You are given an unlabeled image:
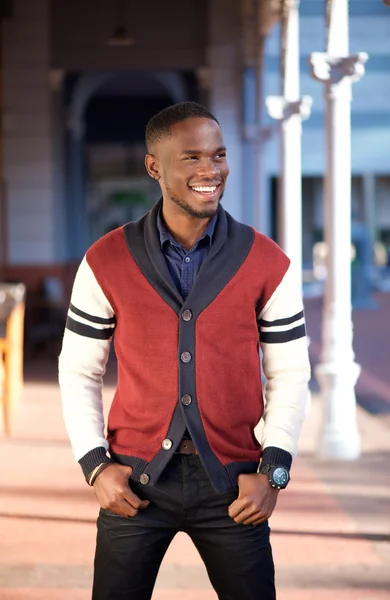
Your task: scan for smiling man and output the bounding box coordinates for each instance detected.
[147,113,228,222]
[59,102,311,600]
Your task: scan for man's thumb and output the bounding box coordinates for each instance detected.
[118,464,134,477]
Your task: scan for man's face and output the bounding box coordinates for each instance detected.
[145,117,229,219]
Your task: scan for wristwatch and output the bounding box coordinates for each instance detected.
[258,463,290,489]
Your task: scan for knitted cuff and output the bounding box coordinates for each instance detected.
[78,446,115,480]
[260,446,293,471]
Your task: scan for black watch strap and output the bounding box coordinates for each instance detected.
[259,463,290,489]
[258,463,273,475]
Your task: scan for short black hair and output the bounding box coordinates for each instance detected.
[145,101,219,153]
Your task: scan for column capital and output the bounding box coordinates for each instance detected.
[309,52,369,86]
[281,0,300,13]
[265,95,312,122]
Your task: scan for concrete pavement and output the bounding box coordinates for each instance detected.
[0,376,389,599]
[0,292,390,599]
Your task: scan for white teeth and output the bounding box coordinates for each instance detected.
[192,186,217,192]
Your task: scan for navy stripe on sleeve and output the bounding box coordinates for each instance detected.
[260,324,306,344]
[70,303,116,325]
[66,316,114,340]
[259,310,304,328]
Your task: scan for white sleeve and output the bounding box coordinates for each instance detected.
[58,256,115,461]
[258,263,311,457]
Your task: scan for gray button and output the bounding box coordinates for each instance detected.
[180,351,192,363]
[139,473,150,485]
[181,394,192,406]
[185,256,191,263]
[162,438,173,450]
[182,310,192,322]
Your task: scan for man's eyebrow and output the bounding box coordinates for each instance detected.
[181,146,227,155]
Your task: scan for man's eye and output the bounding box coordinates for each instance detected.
[216,153,226,159]
[185,156,198,161]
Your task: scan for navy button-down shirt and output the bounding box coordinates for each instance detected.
[156,209,217,300]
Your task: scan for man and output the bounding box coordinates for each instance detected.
[59,101,310,600]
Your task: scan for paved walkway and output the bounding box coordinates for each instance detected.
[0,292,389,599]
[0,380,389,599]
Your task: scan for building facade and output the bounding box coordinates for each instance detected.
[0,0,389,298]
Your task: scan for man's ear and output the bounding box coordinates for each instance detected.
[145,154,161,180]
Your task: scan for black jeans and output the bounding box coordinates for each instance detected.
[93,454,275,600]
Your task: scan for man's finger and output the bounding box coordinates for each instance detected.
[121,502,139,518]
[228,499,249,519]
[251,516,268,526]
[242,511,264,525]
[123,489,150,511]
[232,506,260,524]
[104,498,138,518]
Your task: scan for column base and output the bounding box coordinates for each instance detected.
[315,360,361,461]
[318,425,361,460]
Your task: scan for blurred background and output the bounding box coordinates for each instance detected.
[0,1,389,599]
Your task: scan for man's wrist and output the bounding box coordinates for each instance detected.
[258,446,292,472]
[258,446,293,490]
[87,461,114,486]
[79,446,115,481]
[258,463,291,489]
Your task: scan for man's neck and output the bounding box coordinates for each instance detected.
[161,205,213,251]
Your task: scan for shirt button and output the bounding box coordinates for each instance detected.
[180,351,192,363]
[162,439,173,450]
[182,309,192,322]
[184,256,191,263]
[139,473,150,485]
[181,394,192,406]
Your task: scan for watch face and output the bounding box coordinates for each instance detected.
[272,467,289,487]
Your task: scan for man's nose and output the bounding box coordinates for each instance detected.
[197,158,219,179]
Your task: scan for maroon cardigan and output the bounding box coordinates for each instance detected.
[84,201,290,492]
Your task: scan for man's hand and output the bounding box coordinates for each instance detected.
[228,473,279,525]
[93,464,150,518]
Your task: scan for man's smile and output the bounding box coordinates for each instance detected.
[189,182,223,199]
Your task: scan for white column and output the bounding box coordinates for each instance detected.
[309,0,368,460]
[266,0,312,288]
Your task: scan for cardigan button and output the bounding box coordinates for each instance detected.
[180,351,192,363]
[162,438,173,450]
[181,394,192,406]
[139,473,150,485]
[182,309,192,322]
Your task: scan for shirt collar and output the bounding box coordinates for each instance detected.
[156,208,217,250]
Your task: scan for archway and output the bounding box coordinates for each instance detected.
[65,70,189,258]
